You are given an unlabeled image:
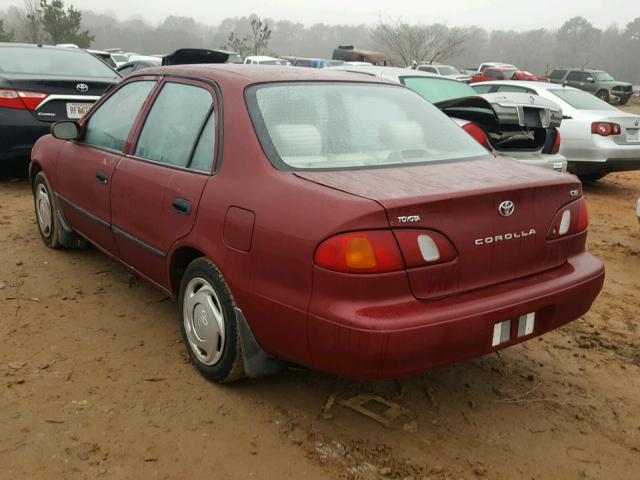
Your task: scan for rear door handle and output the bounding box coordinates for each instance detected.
[172,197,192,216]
[96,171,109,185]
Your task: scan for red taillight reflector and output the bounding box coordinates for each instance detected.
[551,129,561,154]
[547,198,589,239]
[315,231,404,273]
[0,89,48,110]
[393,230,457,268]
[463,123,492,151]
[591,122,621,137]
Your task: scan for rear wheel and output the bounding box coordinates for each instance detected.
[178,257,245,383]
[596,90,610,103]
[33,172,64,249]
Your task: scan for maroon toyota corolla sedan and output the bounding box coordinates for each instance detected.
[30,65,605,383]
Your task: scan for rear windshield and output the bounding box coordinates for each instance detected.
[549,89,617,111]
[246,82,488,171]
[400,76,478,103]
[0,46,119,77]
[437,66,460,76]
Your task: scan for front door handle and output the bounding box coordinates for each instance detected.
[96,171,109,185]
[172,197,192,216]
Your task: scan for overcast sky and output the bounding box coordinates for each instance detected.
[0,0,636,29]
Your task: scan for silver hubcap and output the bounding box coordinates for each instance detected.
[183,277,226,366]
[35,184,53,238]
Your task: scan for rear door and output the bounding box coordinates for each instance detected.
[110,78,218,286]
[57,80,157,254]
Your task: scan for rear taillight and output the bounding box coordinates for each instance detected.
[315,231,404,273]
[463,123,492,151]
[551,129,561,154]
[315,229,457,274]
[547,198,589,239]
[0,89,48,110]
[591,122,621,137]
[393,230,457,267]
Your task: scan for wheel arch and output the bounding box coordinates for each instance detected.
[169,245,208,298]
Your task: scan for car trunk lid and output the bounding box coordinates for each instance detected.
[1,73,115,123]
[296,157,582,300]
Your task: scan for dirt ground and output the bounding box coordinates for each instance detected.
[1,110,639,479]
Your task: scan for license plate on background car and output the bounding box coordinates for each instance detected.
[66,102,92,119]
[627,129,640,143]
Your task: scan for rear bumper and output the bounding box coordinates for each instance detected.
[568,158,640,175]
[0,108,50,161]
[503,152,567,172]
[307,252,604,379]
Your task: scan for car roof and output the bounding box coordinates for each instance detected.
[246,56,283,61]
[135,64,391,86]
[471,80,581,91]
[0,42,93,54]
[329,64,443,80]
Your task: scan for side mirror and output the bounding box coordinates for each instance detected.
[51,121,80,140]
[586,77,594,83]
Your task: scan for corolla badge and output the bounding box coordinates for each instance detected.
[76,83,89,93]
[498,200,515,217]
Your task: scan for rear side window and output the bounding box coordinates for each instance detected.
[134,82,213,169]
[84,81,155,152]
[0,46,118,78]
[550,69,567,80]
[471,85,494,94]
[485,70,502,79]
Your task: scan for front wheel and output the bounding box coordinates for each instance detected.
[596,89,610,103]
[618,95,631,105]
[178,257,245,383]
[33,171,64,249]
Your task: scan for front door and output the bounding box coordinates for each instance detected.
[110,79,218,288]
[56,80,157,254]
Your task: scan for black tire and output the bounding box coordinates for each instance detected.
[578,172,608,182]
[33,171,64,249]
[618,95,631,105]
[178,257,245,383]
[596,90,610,103]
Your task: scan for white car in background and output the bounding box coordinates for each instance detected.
[244,55,291,66]
[472,81,640,181]
[415,63,472,83]
[329,65,566,172]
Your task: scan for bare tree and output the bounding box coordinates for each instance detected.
[22,0,42,43]
[248,15,271,55]
[372,17,469,66]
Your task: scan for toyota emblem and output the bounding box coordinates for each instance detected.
[76,83,89,93]
[499,200,515,217]
[528,95,535,104]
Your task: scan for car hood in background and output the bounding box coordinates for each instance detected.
[162,48,238,66]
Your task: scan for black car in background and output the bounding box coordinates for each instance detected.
[0,43,120,162]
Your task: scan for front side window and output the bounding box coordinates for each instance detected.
[566,71,582,81]
[401,76,478,104]
[135,82,213,168]
[593,71,614,81]
[549,89,617,111]
[84,81,155,152]
[246,82,488,171]
[486,70,502,79]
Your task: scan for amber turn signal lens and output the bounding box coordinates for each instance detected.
[345,237,377,269]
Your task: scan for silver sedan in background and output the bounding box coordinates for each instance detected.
[471,81,640,181]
